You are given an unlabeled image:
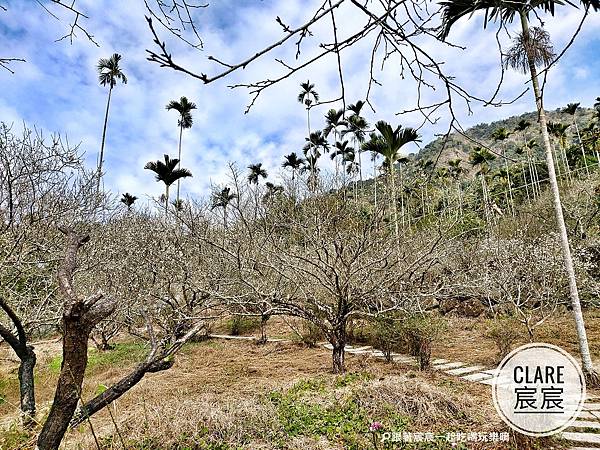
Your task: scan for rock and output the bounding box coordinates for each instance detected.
[456,299,486,317]
[420,297,440,311]
[439,298,459,315]
[439,297,486,317]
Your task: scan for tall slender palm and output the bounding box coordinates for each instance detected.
[301,154,321,192]
[521,139,541,196]
[397,156,410,226]
[298,81,319,139]
[120,193,137,210]
[440,0,599,381]
[97,53,127,191]
[303,130,329,159]
[514,120,537,198]
[342,114,369,183]
[282,152,305,180]
[330,140,353,191]
[448,159,465,217]
[144,154,192,214]
[469,147,496,223]
[303,131,329,191]
[547,122,572,181]
[324,108,346,181]
[563,103,589,174]
[491,127,515,215]
[362,121,420,241]
[211,186,237,229]
[247,163,268,184]
[263,182,284,203]
[166,96,197,202]
[581,122,600,163]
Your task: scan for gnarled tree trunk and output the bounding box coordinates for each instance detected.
[0,297,36,425]
[36,230,117,450]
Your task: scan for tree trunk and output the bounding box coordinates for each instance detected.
[399,166,405,227]
[18,347,36,425]
[176,124,183,203]
[390,161,399,246]
[332,343,345,374]
[503,145,515,216]
[0,299,36,424]
[36,313,92,450]
[330,317,347,374]
[521,165,530,201]
[97,86,113,193]
[37,230,117,449]
[258,314,269,344]
[70,358,173,429]
[573,119,589,175]
[165,184,170,215]
[520,12,597,382]
[373,157,378,209]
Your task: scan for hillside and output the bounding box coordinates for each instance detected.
[413,106,597,175]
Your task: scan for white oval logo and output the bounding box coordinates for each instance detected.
[492,343,585,437]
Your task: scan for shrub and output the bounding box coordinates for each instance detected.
[228,315,261,336]
[484,316,521,363]
[402,315,447,370]
[298,320,322,347]
[371,314,405,362]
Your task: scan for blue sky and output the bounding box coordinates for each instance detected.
[0,1,598,204]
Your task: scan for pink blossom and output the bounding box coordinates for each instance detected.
[369,421,383,432]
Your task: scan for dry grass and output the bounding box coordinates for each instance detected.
[432,311,600,396]
[1,338,515,449]
[2,311,596,449]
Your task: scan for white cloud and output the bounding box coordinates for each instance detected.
[0,0,598,202]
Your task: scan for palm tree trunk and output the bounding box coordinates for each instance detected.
[561,142,572,183]
[522,165,530,201]
[520,12,597,382]
[532,156,541,196]
[334,130,340,187]
[176,124,183,202]
[390,162,399,246]
[503,146,515,216]
[358,149,363,182]
[526,151,536,197]
[572,119,589,175]
[480,174,490,224]
[97,86,113,192]
[399,166,405,227]
[456,181,463,218]
[373,156,378,208]
[165,184,169,215]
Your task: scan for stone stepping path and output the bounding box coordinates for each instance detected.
[461,372,494,382]
[446,365,485,376]
[324,342,600,449]
[563,432,600,446]
[208,335,600,448]
[579,411,600,420]
[433,361,465,370]
[570,421,600,430]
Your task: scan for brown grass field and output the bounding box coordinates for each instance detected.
[1,312,598,449]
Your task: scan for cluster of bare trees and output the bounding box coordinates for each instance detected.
[1,1,600,448]
[1,115,600,447]
[0,124,224,448]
